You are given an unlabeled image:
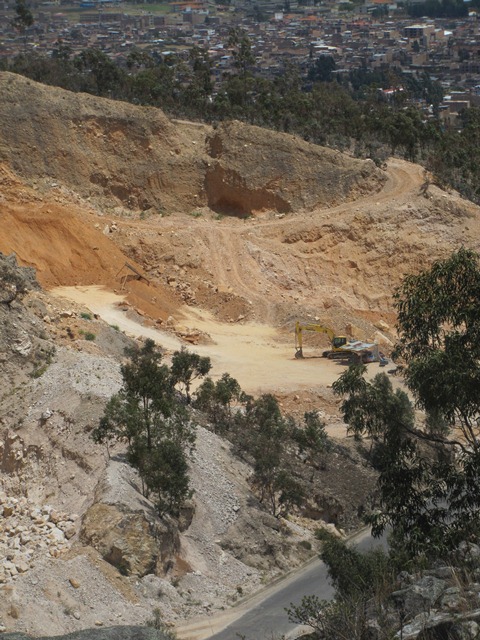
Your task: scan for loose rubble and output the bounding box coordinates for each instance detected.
[0,491,77,583]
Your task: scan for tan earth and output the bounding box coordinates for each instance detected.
[3,150,478,400]
[1,72,480,639]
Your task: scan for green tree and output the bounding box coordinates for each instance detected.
[235,394,303,517]
[292,411,330,480]
[287,533,393,639]
[74,48,126,97]
[194,372,246,433]
[228,27,255,113]
[308,55,336,83]
[93,339,195,517]
[179,46,213,116]
[128,63,177,107]
[12,0,34,53]
[126,47,155,70]
[394,248,480,448]
[385,108,423,161]
[141,439,191,516]
[121,339,174,447]
[334,249,480,561]
[170,347,211,404]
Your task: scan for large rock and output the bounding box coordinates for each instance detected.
[80,503,179,577]
[391,576,447,619]
[0,252,38,305]
[80,459,183,577]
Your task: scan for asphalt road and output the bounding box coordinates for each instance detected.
[208,529,387,640]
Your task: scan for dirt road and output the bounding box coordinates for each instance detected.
[50,159,421,395]
[52,285,358,394]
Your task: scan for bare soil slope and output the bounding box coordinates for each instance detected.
[0,72,384,216]
[1,72,480,639]
[0,73,205,214]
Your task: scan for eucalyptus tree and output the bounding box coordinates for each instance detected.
[93,339,195,517]
[334,249,480,561]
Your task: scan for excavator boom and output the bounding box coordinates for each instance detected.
[295,321,347,359]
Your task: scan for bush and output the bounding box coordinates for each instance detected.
[316,530,392,599]
[146,608,178,639]
[287,533,395,639]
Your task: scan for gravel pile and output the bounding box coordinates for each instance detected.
[177,426,262,611]
[29,348,122,410]
[0,553,152,636]
[0,491,77,585]
[190,427,241,535]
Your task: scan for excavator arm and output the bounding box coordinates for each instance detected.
[295,321,336,358]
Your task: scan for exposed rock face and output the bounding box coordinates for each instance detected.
[205,121,386,216]
[391,575,448,619]
[0,73,385,216]
[363,545,480,640]
[0,253,39,304]
[80,460,181,578]
[80,503,179,578]
[0,253,52,384]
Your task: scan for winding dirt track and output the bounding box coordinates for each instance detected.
[51,159,423,395]
[199,158,424,310]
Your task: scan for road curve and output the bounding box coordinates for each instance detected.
[176,528,387,640]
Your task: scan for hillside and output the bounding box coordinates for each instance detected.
[1,72,480,638]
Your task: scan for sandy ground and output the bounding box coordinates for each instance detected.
[52,285,391,396]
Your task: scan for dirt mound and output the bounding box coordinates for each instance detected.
[0,163,180,320]
[205,120,385,215]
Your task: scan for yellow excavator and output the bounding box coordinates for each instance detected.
[294,321,350,359]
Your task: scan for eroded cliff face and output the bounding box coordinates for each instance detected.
[0,73,205,213]
[0,72,385,216]
[205,120,385,216]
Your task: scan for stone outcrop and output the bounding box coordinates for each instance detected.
[80,503,179,578]
[0,252,38,305]
[80,460,180,578]
[364,542,480,640]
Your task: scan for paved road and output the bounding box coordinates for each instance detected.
[208,529,387,640]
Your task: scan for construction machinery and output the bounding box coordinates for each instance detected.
[294,321,350,359]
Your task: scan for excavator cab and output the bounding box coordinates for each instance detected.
[332,336,348,349]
